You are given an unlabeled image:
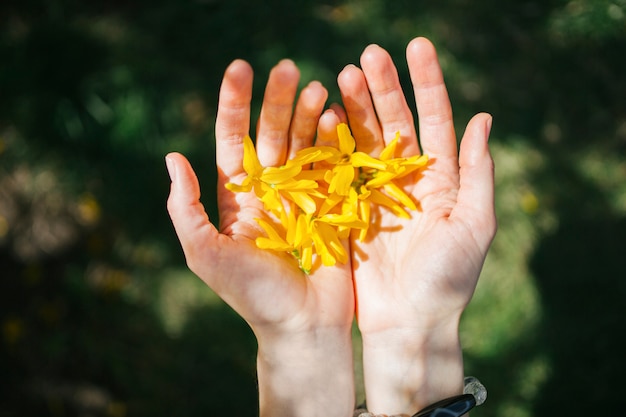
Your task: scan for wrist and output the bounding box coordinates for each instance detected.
[256,326,355,417]
[360,319,464,416]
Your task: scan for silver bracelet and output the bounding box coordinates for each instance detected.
[354,376,487,417]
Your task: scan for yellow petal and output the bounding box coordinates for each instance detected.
[329,240,347,264]
[403,154,429,167]
[256,218,284,240]
[316,222,347,264]
[379,132,400,160]
[258,186,285,218]
[308,189,329,199]
[262,164,302,184]
[328,164,355,196]
[313,237,337,266]
[294,213,312,248]
[323,170,334,190]
[287,191,317,214]
[319,213,367,229]
[358,200,371,241]
[290,146,338,165]
[337,123,356,155]
[295,169,328,182]
[358,185,371,199]
[394,155,429,179]
[350,152,387,170]
[242,136,263,176]
[300,244,313,273]
[383,182,417,211]
[365,170,397,188]
[285,202,298,245]
[256,237,293,251]
[342,187,359,215]
[367,189,410,219]
[337,226,351,239]
[318,192,344,217]
[255,218,292,251]
[225,173,254,193]
[274,178,319,191]
[224,181,252,193]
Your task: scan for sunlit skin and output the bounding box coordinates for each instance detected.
[166,59,355,417]
[226,121,429,272]
[166,36,496,417]
[328,37,496,414]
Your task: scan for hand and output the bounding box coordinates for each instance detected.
[166,59,354,417]
[334,37,496,414]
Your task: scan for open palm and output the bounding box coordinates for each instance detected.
[166,59,354,335]
[337,38,496,335]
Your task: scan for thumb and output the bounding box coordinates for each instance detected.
[165,152,220,275]
[452,113,497,248]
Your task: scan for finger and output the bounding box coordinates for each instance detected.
[165,152,221,277]
[256,59,300,167]
[452,113,497,247]
[337,64,383,155]
[215,59,254,179]
[315,109,341,148]
[406,37,457,161]
[329,103,348,124]
[359,44,419,156]
[287,80,328,158]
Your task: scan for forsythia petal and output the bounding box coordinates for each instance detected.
[225,124,428,274]
[224,181,252,193]
[242,136,263,176]
[290,147,338,165]
[384,182,417,211]
[337,123,356,155]
[256,218,287,243]
[300,245,313,273]
[256,237,293,251]
[350,152,387,170]
[379,132,400,160]
[287,191,317,214]
[319,192,344,217]
[328,164,355,196]
[367,189,410,219]
[262,164,303,183]
[364,170,397,189]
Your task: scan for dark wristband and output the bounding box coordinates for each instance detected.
[354,376,487,417]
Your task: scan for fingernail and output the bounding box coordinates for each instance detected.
[165,155,177,183]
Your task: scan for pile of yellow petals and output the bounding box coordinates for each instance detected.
[225,123,428,274]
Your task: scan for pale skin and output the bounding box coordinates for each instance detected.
[166,59,355,417]
[166,37,496,417]
[332,37,496,415]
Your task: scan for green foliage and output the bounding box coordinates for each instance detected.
[1,0,626,416]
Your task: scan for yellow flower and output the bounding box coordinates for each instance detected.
[324,124,387,196]
[226,125,429,274]
[349,131,429,240]
[226,136,324,219]
[255,205,357,272]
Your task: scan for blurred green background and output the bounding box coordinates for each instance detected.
[1,0,625,416]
